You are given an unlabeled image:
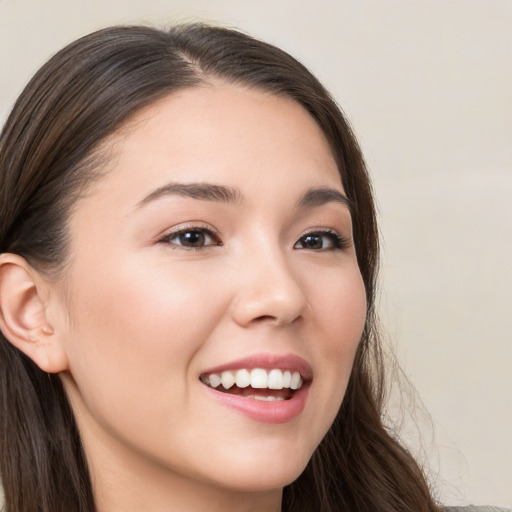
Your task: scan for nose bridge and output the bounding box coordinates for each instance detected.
[230,233,308,327]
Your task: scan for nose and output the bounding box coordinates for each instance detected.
[229,246,308,328]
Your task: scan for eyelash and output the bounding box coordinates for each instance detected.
[293,229,350,251]
[158,226,349,251]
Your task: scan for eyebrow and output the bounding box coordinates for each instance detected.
[136,182,244,209]
[135,182,350,211]
[297,187,351,210]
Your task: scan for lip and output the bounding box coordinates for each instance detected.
[203,381,310,424]
[200,353,313,380]
[200,353,312,424]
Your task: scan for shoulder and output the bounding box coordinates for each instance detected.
[444,507,511,512]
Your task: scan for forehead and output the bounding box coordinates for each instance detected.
[85,84,343,211]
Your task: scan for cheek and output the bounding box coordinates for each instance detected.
[309,262,367,354]
[70,254,223,345]
[62,256,227,412]
[300,261,367,431]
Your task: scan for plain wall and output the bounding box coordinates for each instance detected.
[1,0,511,507]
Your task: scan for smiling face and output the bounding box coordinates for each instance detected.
[53,84,367,509]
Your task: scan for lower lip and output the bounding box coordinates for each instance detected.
[204,383,310,424]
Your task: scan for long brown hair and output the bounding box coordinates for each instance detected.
[0,25,440,511]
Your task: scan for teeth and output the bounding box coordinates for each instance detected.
[235,369,251,388]
[209,373,221,388]
[251,368,268,388]
[290,371,302,390]
[203,368,303,391]
[268,369,283,389]
[248,395,285,402]
[221,371,235,389]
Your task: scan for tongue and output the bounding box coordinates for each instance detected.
[221,385,293,400]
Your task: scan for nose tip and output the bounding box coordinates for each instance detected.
[230,262,308,328]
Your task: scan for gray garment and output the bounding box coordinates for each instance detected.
[445,507,511,512]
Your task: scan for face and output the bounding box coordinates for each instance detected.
[55,85,367,501]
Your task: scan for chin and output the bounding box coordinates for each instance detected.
[217,468,305,494]
[201,443,312,493]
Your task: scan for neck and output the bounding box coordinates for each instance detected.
[79,419,282,512]
[94,470,282,512]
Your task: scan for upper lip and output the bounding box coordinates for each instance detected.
[200,353,313,381]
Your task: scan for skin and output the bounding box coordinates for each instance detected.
[44,84,367,511]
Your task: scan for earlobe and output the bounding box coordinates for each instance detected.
[0,253,68,373]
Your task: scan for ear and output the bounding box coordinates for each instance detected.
[0,253,69,373]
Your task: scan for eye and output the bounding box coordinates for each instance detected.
[160,226,222,249]
[294,229,349,251]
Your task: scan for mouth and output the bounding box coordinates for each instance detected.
[200,368,304,402]
[199,354,312,423]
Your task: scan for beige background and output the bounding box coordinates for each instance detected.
[1,0,510,507]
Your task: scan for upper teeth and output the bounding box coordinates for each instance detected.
[202,368,303,391]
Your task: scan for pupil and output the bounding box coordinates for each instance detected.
[181,231,204,246]
[303,235,322,249]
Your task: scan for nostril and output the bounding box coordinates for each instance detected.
[254,315,277,323]
[253,314,302,327]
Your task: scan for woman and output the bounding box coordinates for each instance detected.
[0,24,498,512]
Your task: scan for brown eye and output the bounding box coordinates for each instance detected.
[163,228,221,249]
[177,231,207,247]
[294,230,348,251]
[297,234,324,250]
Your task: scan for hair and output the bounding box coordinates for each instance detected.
[0,24,441,512]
